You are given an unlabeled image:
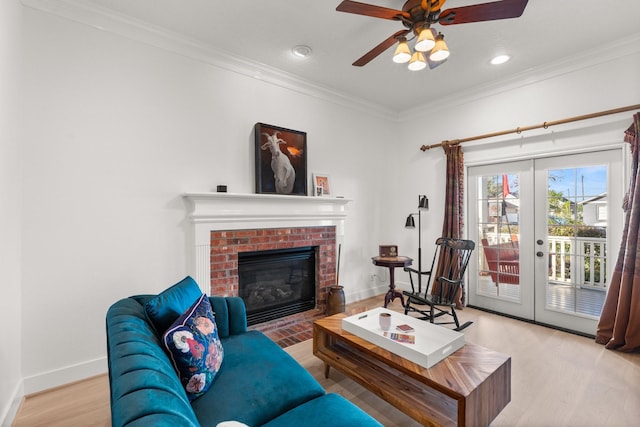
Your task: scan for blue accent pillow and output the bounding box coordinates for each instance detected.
[144,276,203,334]
[163,293,224,401]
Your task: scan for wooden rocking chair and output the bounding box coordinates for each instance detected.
[402,237,475,331]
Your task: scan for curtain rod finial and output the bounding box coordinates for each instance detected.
[420,142,446,152]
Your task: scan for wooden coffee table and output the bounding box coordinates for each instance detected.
[313,313,511,427]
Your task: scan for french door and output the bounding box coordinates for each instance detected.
[467,150,623,335]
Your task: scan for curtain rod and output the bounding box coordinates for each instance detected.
[420,104,640,152]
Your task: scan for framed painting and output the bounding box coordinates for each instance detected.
[255,123,307,196]
[313,173,331,196]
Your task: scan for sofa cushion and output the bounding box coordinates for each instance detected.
[191,331,325,426]
[144,276,203,334]
[163,294,224,401]
[209,296,248,338]
[261,393,383,427]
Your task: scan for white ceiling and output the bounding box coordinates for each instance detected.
[72,0,640,114]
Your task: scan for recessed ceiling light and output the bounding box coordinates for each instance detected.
[490,54,511,65]
[292,45,312,58]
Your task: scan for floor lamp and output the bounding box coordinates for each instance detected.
[405,195,429,292]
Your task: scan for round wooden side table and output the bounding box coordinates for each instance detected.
[371,256,413,308]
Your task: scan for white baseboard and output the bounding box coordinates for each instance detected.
[346,284,388,304]
[345,281,417,310]
[1,380,24,427]
[392,280,412,292]
[22,356,108,395]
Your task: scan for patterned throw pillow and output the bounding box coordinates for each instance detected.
[163,293,224,401]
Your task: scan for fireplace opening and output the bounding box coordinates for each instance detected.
[238,246,317,326]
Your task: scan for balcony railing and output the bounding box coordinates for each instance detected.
[548,236,607,288]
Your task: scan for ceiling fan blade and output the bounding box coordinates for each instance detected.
[336,0,409,21]
[353,30,410,67]
[439,0,528,25]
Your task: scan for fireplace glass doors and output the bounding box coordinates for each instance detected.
[238,246,317,325]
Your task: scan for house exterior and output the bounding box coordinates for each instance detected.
[580,193,608,227]
[1,0,639,424]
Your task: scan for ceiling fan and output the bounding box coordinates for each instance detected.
[336,0,529,70]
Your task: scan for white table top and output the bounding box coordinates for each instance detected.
[341,307,465,369]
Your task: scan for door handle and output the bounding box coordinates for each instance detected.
[536,251,544,257]
[537,239,544,245]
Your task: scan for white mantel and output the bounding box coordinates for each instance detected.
[182,192,352,290]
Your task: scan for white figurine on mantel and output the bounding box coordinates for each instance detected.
[260,131,296,194]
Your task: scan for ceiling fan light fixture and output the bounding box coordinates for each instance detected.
[415,27,435,52]
[337,0,529,70]
[392,37,411,63]
[429,33,449,62]
[408,51,427,71]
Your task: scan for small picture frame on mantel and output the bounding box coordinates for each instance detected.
[312,173,331,197]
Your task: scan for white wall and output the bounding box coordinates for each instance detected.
[0,0,24,424]
[20,7,394,393]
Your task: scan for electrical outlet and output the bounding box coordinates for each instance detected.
[369,273,376,282]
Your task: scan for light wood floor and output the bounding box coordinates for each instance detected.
[13,294,640,427]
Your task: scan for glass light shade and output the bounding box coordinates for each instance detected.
[429,34,450,62]
[392,38,411,64]
[415,28,435,52]
[405,215,416,228]
[408,51,427,71]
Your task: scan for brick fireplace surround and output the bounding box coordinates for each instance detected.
[183,192,351,347]
[210,226,336,346]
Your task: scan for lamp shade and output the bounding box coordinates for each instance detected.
[408,51,427,71]
[405,215,416,228]
[429,33,450,62]
[415,27,436,52]
[392,37,411,64]
[418,195,429,209]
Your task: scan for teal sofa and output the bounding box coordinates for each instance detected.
[106,290,382,427]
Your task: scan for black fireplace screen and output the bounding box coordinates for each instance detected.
[238,246,316,326]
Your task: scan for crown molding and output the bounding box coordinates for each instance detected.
[20,0,640,123]
[21,0,398,120]
[400,33,640,120]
